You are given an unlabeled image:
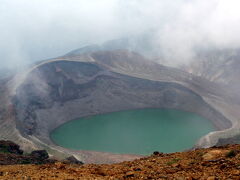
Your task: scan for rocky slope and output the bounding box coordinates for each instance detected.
[0,48,240,163]
[0,142,240,179]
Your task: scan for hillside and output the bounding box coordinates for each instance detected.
[0,141,239,179]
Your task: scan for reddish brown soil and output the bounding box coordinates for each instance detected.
[0,144,240,179]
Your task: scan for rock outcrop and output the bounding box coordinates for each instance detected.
[0,140,23,155]
[0,140,55,165]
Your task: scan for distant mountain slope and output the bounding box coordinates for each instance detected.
[184,49,240,96]
[67,40,240,100]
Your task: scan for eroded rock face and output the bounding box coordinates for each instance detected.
[12,59,230,145]
[13,62,103,136]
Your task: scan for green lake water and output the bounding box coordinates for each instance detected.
[50,109,215,155]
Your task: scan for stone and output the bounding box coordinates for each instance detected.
[172,163,180,168]
[202,150,226,161]
[30,150,49,160]
[207,176,216,180]
[125,171,135,178]
[153,151,163,156]
[65,156,83,165]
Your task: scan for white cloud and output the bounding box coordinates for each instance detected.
[1,0,240,68]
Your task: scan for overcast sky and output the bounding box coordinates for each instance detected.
[1,0,240,69]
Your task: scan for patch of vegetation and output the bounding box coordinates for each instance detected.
[20,159,32,164]
[225,150,237,158]
[34,161,44,165]
[0,147,10,154]
[166,158,181,165]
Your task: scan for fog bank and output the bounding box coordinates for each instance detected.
[1,0,240,69]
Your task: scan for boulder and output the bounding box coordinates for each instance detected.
[65,156,83,165]
[30,150,49,160]
[202,150,227,161]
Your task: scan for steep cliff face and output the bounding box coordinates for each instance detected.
[0,49,239,163]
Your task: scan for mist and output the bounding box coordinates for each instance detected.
[1,0,240,69]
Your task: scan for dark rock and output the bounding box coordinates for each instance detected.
[133,168,141,171]
[30,150,49,160]
[65,156,83,165]
[153,151,163,156]
[125,171,135,178]
[0,140,23,155]
[220,164,227,169]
